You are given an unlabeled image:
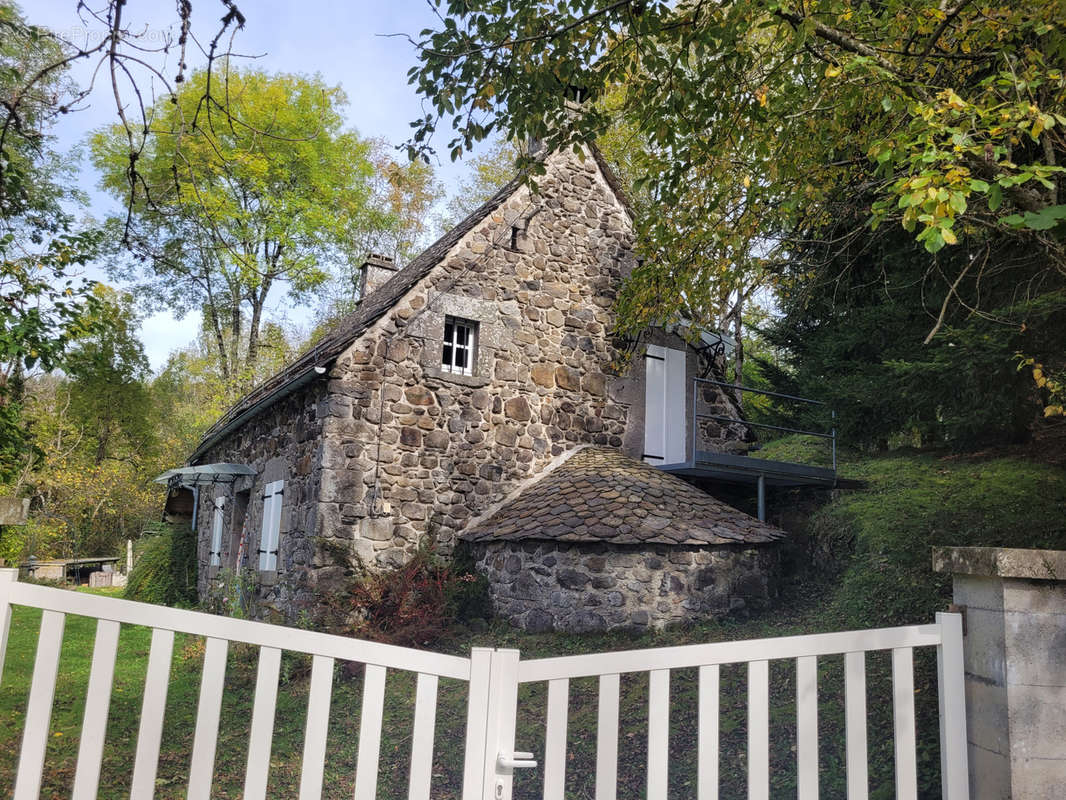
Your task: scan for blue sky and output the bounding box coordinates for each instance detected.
[31,0,482,370]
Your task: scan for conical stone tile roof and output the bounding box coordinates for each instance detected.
[461,447,786,546]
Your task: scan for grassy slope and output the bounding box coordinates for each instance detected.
[2,451,1063,798]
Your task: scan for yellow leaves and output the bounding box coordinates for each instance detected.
[941,228,958,245]
[754,85,768,107]
[933,89,967,113]
[824,65,842,79]
[742,175,752,188]
[1021,359,1065,417]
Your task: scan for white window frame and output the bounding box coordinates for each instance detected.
[442,316,478,376]
[258,480,284,572]
[209,496,226,567]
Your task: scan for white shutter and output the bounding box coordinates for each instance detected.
[209,496,225,567]
[258,481,284,572]
[644,345,688,465]
[644,346,667,464]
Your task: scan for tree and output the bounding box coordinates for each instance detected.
[313,140,446,335]
[91,67,387,387]
[0,1,105,485]
[404,1,1066,343]
[9,288,163,562]
[1,0,250,227]
[64,286,152,465]
[444,138,523,224]
[760,212,1058,448]
[364,140,445,265]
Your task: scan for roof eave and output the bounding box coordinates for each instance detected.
[190,365,328,463]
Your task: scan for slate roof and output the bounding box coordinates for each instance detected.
[461,448,787,546]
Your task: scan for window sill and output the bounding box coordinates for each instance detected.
[258,570,278,586]
[425,366,491,388]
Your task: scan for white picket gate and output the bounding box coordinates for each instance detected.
[0,568,969,799]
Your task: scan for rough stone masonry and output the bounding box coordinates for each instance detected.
[191,146,764,622]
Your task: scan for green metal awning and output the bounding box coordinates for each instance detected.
[154,463,256,488]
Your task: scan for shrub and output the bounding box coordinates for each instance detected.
[200,567,258,619]
[319,543,490,648]
[124,521,197,606]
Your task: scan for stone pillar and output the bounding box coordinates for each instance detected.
[932,546,1066,799]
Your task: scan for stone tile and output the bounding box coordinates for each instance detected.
[461,448,785,547]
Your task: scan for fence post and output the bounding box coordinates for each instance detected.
[462,648,495,800]
[483,649,521,800]
[0,567,17,686]
[936,611,970,800]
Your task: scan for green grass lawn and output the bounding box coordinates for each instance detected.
[2,450,1063,798]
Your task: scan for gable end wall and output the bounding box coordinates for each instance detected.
[313,149,639,581]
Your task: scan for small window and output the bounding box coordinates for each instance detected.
[509,222,530,252]
[442,316,478,376]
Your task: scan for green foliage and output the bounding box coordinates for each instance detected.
[90,66,387,385]
[760,219,1062,448]
[0,2,105,498]
[407,0,1066,341]
[64,285,153,464]
[124,522,198,607]
[201,567,259,619]
[443,137,522,225]
[817,452,1066,630]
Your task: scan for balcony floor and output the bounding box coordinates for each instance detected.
[659,450,837,487]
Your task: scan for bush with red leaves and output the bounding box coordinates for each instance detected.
[319,544,490,648]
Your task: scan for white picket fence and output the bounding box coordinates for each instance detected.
[0,568,969,799]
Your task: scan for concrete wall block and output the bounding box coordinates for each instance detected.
[954,573,1006,612]
[962,605,1008,685]
[1007,683,1066,760]
[1004,610,1066,687]
[964,677,1011,756]
[1003,580,1066,614]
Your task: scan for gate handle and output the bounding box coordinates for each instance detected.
[497,751,538,770]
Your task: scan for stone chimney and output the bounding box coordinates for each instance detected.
[358,253,399,300]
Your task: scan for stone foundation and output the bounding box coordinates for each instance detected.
[472,540,779,632]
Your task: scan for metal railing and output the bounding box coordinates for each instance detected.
[692,377,837,472]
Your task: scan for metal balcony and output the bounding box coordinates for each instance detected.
[658,378,837,520]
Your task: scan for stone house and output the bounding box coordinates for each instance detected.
[173,146,783,625]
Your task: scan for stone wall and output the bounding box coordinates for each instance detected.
[697,382,753,453]
[193,377,329,620]
[310,149,749,582]
[471,539,779,632]
[186,146,751,614]
[312,148,639,579]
